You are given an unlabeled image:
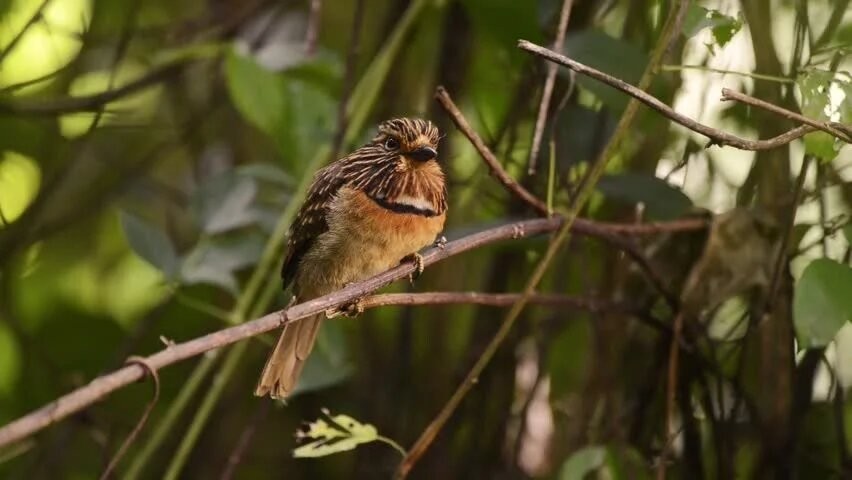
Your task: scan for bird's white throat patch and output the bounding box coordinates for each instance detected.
[393,194,434,212]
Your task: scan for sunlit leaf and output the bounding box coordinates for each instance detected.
[797,70,842,161]
[119,211,179,278]
[293,410,379,458]
[558,446,608,480]
[794,258,852,348]
[596,173,693,221]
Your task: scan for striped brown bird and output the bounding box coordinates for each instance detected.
[255,118,447,399]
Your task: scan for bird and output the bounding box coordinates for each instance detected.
[255,118,447,399]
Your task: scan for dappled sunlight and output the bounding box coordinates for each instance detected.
[0,0,91,89]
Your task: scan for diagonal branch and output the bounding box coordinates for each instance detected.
[517,40,819,151]
[721,88,852,143]
[527,0,574,175]
[0,60,185,116]
[0,217,567,449]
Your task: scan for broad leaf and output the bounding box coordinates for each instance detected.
[794,258,852,348]
[119,211,179,278]
[559,446,608,480]
[179,233,265,295]
[193,172,260,234]
[563,30,647,111]
[596,173,693,221]
[224,49,287,140]
[292,322,354,396]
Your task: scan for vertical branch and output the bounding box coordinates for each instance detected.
[394,3,688,477]
[329,0,366,160]
[527,0,574,175]
[305,0,322,55]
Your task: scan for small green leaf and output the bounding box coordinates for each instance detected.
[293,410,379,458]
[559,446,608,480]
[794,258,852,348]
[682,6,742,50]
[596,173,693,221]
[119,211,179,278]
[224,49,287,138]
[797,70,842,161]
[843,223,852,245]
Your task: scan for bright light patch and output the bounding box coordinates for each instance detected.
[826,81,847,122]
[59,63,160,138]
[0,151,41,224]
[0,0,92,88]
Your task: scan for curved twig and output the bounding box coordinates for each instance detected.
[517,40,818,151]
[99,356,160,480]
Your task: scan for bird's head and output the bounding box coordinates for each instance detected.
[342,117,446,215]
[372,117,440,167]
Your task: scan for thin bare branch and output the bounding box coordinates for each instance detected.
[721,88,852,143]
[517,40,818,151]
[528,0,574,175]
[359,292,635,313]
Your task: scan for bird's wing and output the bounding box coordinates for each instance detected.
[280,163,347,289]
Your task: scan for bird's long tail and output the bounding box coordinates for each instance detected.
[254,313,323,399]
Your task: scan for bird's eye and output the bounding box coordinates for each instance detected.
[384,137,400,150]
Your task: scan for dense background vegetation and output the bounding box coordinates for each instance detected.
[0,0,850,478]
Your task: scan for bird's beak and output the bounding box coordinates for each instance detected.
[407,146,437,162]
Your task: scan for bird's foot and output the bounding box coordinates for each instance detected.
[434,235,447,249]
[403,252,425,284]
[325,298,364,319]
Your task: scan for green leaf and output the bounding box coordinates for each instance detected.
[682,6,742,50]
[794,258,852,348]
[0,323,21,397]
[119,211,179,278]
[596,173,693,221]
[797,70,842,161]
[193,172,260,234]
[224,49,287,139]
[461,0,543,47]
[179,233,265,295]
[559,446,608,480]
[292,322,353,395]
[293,410,379,458]
[843,223,852,245]
[564,30,647,111]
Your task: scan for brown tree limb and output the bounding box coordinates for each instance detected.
[0,60,185,116]
[721,88,852,143]
[435,86,708,237]
[0,217,571,449]
[517,40,818,151]
[359,292,635,313]
[527,0,574,175]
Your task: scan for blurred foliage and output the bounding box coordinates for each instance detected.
[0,0,850,479]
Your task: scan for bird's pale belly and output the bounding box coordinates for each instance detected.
[294,187,445,299]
